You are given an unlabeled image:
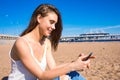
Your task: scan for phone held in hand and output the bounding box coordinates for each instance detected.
[82,52,93,61]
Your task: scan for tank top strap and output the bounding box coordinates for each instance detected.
[39,41,47,70]
[24,37,48,70]
[43,42,47,56]
[21,37,42,65]
[40,42,47,63]
[9,37,34,63]
[20,37,34,56]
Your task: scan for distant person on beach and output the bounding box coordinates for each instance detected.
[8,4,94,80]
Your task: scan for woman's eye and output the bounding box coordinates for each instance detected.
[50,20,55,24]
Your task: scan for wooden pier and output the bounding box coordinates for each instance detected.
[60,33,120,42]
[0,34,18,40]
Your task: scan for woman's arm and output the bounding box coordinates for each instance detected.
[46,39,56,69]
[14,38,90,80]
[46,39,71,80]
[14,38,71,79]
[46,39,90,80]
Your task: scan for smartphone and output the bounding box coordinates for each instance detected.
[82,52,93,61]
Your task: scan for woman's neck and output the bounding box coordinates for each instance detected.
[26,26,43,43]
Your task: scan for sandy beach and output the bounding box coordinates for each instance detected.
[0,41,120,80]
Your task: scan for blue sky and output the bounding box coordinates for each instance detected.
[0,0,120,36]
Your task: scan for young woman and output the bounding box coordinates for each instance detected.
[8,4,93,80]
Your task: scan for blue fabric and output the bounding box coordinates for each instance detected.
[53,77,60,80]
[53,71,86,80]
[67,71,86,80]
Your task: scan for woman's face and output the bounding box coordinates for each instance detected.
[37,12,58,37]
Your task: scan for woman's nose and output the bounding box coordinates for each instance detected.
[52,24,55,30]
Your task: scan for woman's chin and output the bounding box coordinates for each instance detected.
[44,33,50,37]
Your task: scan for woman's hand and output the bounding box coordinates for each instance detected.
[71,54,94,71]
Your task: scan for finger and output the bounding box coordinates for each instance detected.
[78,69,84,72]
[87,63,90,69]
[87,65,89,69]
[89,56,96,59]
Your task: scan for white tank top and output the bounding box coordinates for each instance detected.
[8,37,47,80]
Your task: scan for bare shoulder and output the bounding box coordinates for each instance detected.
[15,37,28,49]
[14,37,30,56]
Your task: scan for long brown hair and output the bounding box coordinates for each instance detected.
[20,4,63,51]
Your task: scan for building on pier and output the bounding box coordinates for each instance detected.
[60,33,120,42]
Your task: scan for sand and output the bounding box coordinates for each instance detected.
[0,41,120,80]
